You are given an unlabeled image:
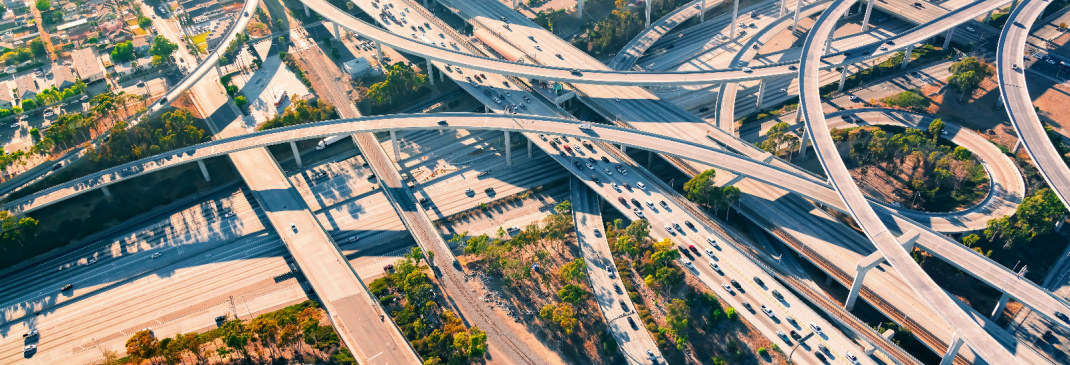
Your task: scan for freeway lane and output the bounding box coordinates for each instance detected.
[302,0,1005,85]
[996,0,1070,211]
[798,0,1018,363]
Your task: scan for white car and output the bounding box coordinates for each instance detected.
[151,252,162,259]
[809,322,824,335]
[646,200,654,208]
[611,182,620,191]
[682,259,694,268]
[585,162,594,169]
[845,352,858,364]
[224,212,236,218]
[87,257,96,264]
[721,283,735,294]
[633,208,644,218]
[636,182,646,190]
[23,344,35,353]
[664,225,674,233]
[603,168,613,175]
[761,305,775,318]
[23,329,38,338]
[709,262,721,272]
[706,236,719,248]
[742,67,752,72]
[705,248,715,256]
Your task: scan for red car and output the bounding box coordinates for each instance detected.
[689,245,701,256]
[563,144,573,153]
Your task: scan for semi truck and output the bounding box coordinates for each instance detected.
[316,135,348,150]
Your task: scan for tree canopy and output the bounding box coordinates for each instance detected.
[111,41,136,64]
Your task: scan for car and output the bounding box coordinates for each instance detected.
[633,209,644,218]
[698,107,709,112]
[349,236,359,243]
[437,120,448,126]
[151,252,162,259]
[573,161,584,170]
[849,95,861,102]
[485,187,494,194]
[645,200,654,208]
[384,264,395,272]
[614,283,622,294]
[1055,311,1070,324]
[24,344,35,353]
[677,246,688,254]
[787,316,799,327]
[591,175,601,183]
[672,222,682,231]
[688,245,700,255]
[753,276,765,287]
[612,183,620,191]
[585,162,594,169]
[608,270,615,278]
[684,221,694,229]
[604,168,613,175]
[660,201,669,208]
[622,182,631,190]
[709,261,721,271]
[721,283,734,294]
[61,284,73,291]
[23,329,38,338]
[815,351,827,362]
[772,290,784,301]
[912,1,923,6]
[465,188,474,195]
[809,322,824,335]
[731,280,742,291]
[789,330,802,341]
[9,122,18,129]
[776,330,789,341]
[620,300,630,312]
[215,315,227,322]
[290,223,298,233]
[593,228,602,237]
[761,305,774,317]
[682,259,694,269]
[600,156,610,163]
[87,258,96,264]
[742,302,753,311]
[665,225,675,234]
[636,182,646,190]
[646,349,656,359]
[742,67,752,72]
[627,317,639,330]
[788,65,798,70]
[817,343,828,353]
[966,25,975,32]
[631,198,641,207]
[224,211,236,218]
[845,351,858,364]
[705,248,715,256]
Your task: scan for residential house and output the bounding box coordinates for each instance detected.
[72,47,104,82]
[0,83,15,109]
[131,36,150,54]
[52,65,76,89]
[14,74,37,101]
[4,0,26,10]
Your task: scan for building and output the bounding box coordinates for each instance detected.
[3,0,26,10]
[72,47,105,83]
[0,83,15,109]
[132,36,150,54]
[343,57,380,77]
[14,74,37,100]
[52,65,77,89]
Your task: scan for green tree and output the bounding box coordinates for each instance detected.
[111,41,136,63]
[34,0,49,11]
[557,284,588,303]
[928,118,945,141]
[234,95,247,109]
[554,200,572,215]
[125,329,158,363]
[683,168,718,206]
[138,15,153,29]
[962,233,980,247]
[29,38,46,59]
[558,259,587,283]
[552,303,578,334]
[150,36,178,63]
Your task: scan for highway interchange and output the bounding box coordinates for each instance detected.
[5,0,1070,363]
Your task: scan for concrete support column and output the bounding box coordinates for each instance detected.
[845,264,872,311]
[862,0,874,31]
[391,131,401,162]
[621,144,627,153]
[334,23,341,39]
[792,0,803,32]
[990,292,1010,320]
[779,0,786,17]
[798,121,810,159]
[214,64,223,79]
[647,150,654,168]
[427,60,435,85]
[902,45,914,69]
[578,0,584,19]
[983,10,993,24]
[756,79,767,110]
[731,0,739,39]
[303,3,310,17]
[101,186,111,197]
[838,65,849,91]
[290,141,302,168]
[1011,0,1019,10]
[527,138,532,159]
[512,0,517,9]
[825,35,834,54]
[504,131,512,165]
[645,0,652,27]
[1013,139,1023,153]
[198,160,211,181]
[701,0,706,22]
[376,41,384,62]
[939,336,964,365]
[824,274,833,286]
[942,28,955,49]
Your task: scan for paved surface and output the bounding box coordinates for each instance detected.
[609,0,706,70]
[798,1,1018,362]
[302,0,1004,85]
[997,0,1070,210]
[569,179,664,365]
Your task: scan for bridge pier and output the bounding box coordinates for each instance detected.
[1011,0,1019,10]
[940,335,964,365]
[756,79,767,110]
[504,131,512,166]
[645,0,652,27]
[101,186,111,197]
[577,0,584,18]
[942,28,955,49]
[621,144,627,153]
[824,35,834,54]
[779,0,786,17]
[334,23,342,39]
[983,10,993,24]
[991,291,1010,320]
[512,0,517,10]
[376,41,384,62]
[198,160,211,181]
[792,0,803,32]
[838,65,849,91]
[862,0,874,31]
[303,3,310,17]
[391,131,401,162]
[731,0,739,39]
[845,231,920,310]
[290,141,303,168]
[1012,139,1022,153]
[902,45,914,69]
[427,60,435,85]
[527,138,532,159]
[647,150,654,168]
[700,0,706,22]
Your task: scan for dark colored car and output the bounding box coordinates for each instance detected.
[789,330,802,341]
[754,276,765,287]
[1056,311,1070,324]
[731,280,743,291]
[627,317,639,330]
[614,283,622,294]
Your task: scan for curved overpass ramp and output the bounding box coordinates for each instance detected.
[799,0,1020,363]
[996,0,1070,210]
[303,0,1004,85]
